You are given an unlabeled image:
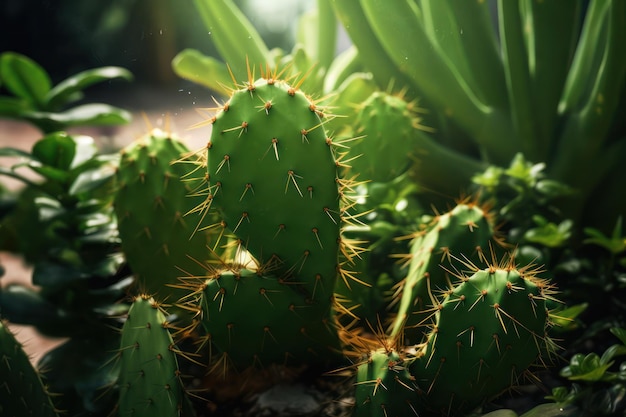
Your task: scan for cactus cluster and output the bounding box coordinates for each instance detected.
[353,254,556,417]
[178,72,360,375]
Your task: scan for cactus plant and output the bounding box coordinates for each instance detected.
[345,90,429,183]
[0,321,59,417]
[117,295,194,417]
[354,346,422,417]
[181,71,361,374]
[391,200,501,344]
[114,129,219,308]
[206,74,342,295]
[410,255,556,415]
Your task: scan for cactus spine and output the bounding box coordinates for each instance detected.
[0,321,59,417]
[118,295,193,417]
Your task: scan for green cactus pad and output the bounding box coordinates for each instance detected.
[354,348,423,417]
[411,262,553,415]
[391,201,498,343]
[115,129,218,305]
[0,321,59,417]
[207,77,340,302]
[197,268,341,373]
[118,295,193,417]
[347,91,426,183]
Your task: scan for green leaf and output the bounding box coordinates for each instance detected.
[524,216,573,247]
[549,303,588,331]
[611,328,626,346]
[519,403,578,417]
[480,410,518,417]
[0,95,30,117]
[32,132,76,171]
[562,352,613,381]
[192,0,271,83]
[22,103,132,132]
[584,217,626,254]
[171,49,234,96]
[45,66,133,111]
[0,52,51,107]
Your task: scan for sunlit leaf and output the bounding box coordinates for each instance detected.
[0,52,51,106]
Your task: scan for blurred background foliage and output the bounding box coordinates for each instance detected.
[0,0,314,86]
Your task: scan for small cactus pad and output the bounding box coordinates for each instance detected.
[410,261,553,415]
[207,77,340,301]
[354,348,422,417]
[115,129,217,304]
[198,268,341,372]
[118,296,192,417]
[347,91,425,183]
[391,202,498,343]
[0,321,59,417]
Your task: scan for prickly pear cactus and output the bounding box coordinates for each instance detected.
[207,76,341,301]
[118,295,193,417]
[354,347,423,417]
[410,258,555,415]
[346,91,427,183]
[0,321,59,417]
[188,73,357,374]
[115,129,217,304]
[197,267,341,372]
[391,201,499,343]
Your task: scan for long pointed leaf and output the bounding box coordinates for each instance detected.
[498,0,537,158]
[192,0,271,84]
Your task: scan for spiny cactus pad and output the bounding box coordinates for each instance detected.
[392,201,498,343]
[197,267,341,373]
[411,261,554,415]
[115,129,217,304]
[118,296,192,417]
[347,91,426,183]
[207,77,341,302]
[0,321,59,417]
